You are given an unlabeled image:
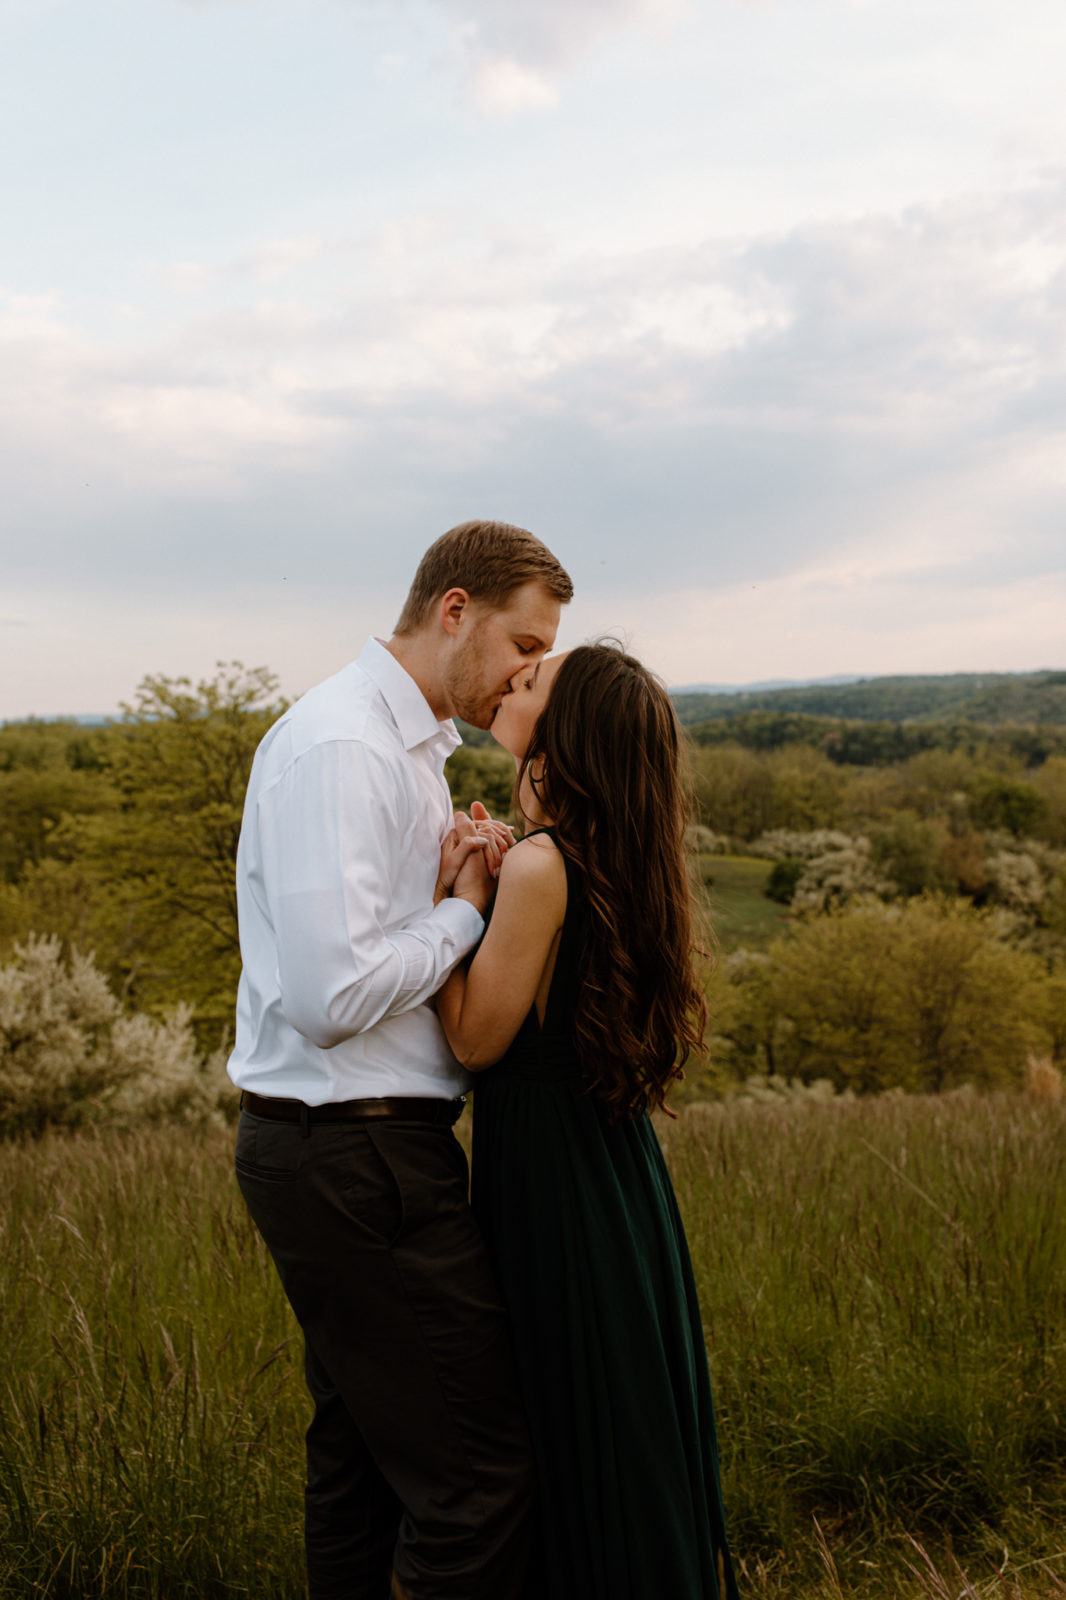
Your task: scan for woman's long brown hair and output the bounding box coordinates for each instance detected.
[516,642,707,1119]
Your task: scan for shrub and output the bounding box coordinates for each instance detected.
[748,828,856,861]
[1026,1054,1064,1099]
[0,936,234,1138]
[685,823,731,855]
[988,848,1047,916]
[709,897,1048,1094]
[765,858,804,904]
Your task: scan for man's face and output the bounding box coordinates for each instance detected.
[443,581,561,730]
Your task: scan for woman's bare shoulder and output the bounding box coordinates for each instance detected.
[520,829,561,854]
[497,829,567,891]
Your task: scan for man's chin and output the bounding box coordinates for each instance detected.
[455,702,496,732]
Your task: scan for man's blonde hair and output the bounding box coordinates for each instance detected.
[394,520,573,635]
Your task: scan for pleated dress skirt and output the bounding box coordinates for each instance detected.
[471,1029,740,1600]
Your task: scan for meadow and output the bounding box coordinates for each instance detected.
[699,853,789,950]
[2,1092,1064,1599]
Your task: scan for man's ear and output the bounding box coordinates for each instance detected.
[438,587,471,639]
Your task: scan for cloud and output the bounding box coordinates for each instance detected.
[433,0,690,113]
[3,175,1065,615]
[625,567,1066,687]
[173,0,689,113]
[462,52,561,114]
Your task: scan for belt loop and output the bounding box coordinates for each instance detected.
[299,1103,311,1140]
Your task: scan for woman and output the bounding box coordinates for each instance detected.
[436,642,740,1600]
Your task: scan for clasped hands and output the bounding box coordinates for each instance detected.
[435,800,515,915]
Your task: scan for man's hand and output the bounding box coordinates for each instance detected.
[451,806,504,916]
[435,812,488,906]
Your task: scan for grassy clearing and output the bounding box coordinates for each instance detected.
[698,853,791,951]
[1,1095,1065,1597]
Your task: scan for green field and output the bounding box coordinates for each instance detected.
[2,1093,1064,1598]
[698,853,792,952]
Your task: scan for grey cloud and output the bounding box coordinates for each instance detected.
[4,179,1065,606]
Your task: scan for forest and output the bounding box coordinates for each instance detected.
[1,661,1064,1133]
[672,667,1066,728]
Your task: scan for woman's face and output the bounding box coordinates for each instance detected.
[490,651,568,759]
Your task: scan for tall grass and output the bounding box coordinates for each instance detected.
[1,1095,1064,1597]
[0,1127,305,1597]
[660,1091,1066,1596]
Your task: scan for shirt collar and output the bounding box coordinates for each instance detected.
[357,637,462,756]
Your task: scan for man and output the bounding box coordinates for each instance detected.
[228,520,573,1600]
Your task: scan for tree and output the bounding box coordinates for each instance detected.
[0,737,114,884]
[768,906,906,1091]
[972,773,1049,837]
[765,745,846,830]
[690,743,776,840]
[66,664,287,1023]
[869,812,952,897]
[713,898,1047,1094]
[1033,756,1066,846]
[445,744,515,818]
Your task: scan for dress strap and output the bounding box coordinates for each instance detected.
[522,825,558,841]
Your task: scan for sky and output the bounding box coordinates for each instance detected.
[2,0,1065,717]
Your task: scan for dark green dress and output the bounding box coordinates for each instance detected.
[471,832,740,1600]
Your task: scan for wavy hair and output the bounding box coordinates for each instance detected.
[516,643,707,1119]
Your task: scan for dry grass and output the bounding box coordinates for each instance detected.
[1,1092,1065,1597]
[1025,1054,1064,1101]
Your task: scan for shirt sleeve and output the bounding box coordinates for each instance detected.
[256,739,484,1050]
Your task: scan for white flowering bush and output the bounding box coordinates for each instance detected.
[0,935,234,1137]
[747,829,898,910]
[791,838,897,913]
[748,829,856,862]
[983,835,1066,921]
[685,824,732,855]
[988,849,1047,916]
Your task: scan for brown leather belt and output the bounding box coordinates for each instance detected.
[240,1091,465,1127]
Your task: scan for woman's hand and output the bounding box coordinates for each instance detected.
[471,799,515,880]
[435,802,515,910]
[437,831,567,1069]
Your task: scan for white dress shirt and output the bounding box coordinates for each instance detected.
[227,638,483,1103]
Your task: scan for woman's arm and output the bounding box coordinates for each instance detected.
[437,835,568,1071]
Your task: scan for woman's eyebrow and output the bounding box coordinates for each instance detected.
[533,661,542,685]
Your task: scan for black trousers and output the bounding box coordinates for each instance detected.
[234,1107,535,1600]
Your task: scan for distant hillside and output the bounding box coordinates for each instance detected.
[671,670,1066,728]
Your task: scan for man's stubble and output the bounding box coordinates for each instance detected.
[442,625,509,731]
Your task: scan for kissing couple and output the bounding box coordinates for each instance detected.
[228,520,740,1599]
